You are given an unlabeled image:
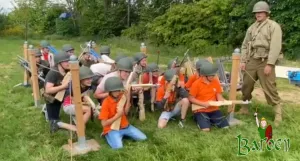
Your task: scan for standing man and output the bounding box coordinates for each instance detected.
[239,1,282,126]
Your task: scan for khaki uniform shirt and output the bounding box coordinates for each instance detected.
[241,19,282,65]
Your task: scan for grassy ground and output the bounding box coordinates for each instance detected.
[0,38,300,161]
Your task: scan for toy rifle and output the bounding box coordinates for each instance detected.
[191,100,251,111]
[111,64,137,130]
[163,75,178,111]
[149,71,155,112]
[54,72,71,102]
[184,53,195,77]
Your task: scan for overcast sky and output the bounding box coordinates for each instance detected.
[0,0,65,13]
[0,0,14,12]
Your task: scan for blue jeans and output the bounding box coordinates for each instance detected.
[104,125,147,149]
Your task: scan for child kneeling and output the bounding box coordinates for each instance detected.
[60,66,93,132]
[99,76,147,149]
[188,63,229,131]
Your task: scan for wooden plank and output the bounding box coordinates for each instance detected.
[192,100,250,111]
[54,72,71,101]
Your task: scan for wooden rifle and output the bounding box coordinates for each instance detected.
[55,72,71,102]
[111,64,137,130]
[191,100,251,111]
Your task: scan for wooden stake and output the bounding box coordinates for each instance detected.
[29,46,40,107]
[69,59,85,140]
[63,56,100,156]
[23,41,29,86]
[228,51,241,113]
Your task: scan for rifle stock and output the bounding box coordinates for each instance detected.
[163,75,178,110]
[110,65,137,130]
[54,72,71,102]
[191,100,251,111]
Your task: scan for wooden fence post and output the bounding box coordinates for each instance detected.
[29,45,40,107]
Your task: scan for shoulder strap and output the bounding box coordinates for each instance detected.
[251,20,269,41]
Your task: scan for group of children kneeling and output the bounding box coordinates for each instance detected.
[34,41,229,149]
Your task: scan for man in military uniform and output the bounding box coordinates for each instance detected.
[238,1,282,126]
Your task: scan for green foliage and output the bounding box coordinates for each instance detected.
[147,0,233,51]
[55,18,78,36]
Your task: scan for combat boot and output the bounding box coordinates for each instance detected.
[236,104,249,115]
[274,104,282,127]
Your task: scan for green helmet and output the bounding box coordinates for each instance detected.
[100,46,110,55]
[147,62,159,72]
[79,66,94,80]
[40,40,50,48]
[115,54,127,63]
[104,76,124,92]
[54,51,70,65]
[200,63,219,76]
[35,50,42,57]
[196,59,211,70]
[62,44,74,52]
[164,69,176,81]
[82,48,90,54]
[134,52,147,63]
[167,59,179,69]
[117,57,133,72]
[253,1,270,13]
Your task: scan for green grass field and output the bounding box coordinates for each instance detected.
[0,38,300,161]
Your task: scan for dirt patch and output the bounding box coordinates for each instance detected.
[252,88,300,104]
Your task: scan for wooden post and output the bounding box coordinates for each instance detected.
[227,48,243,126]
[29,45,40,107]
[140,42,147,55]
[62,55,100,156]
[23,41,30,86]
[69,56,86,147]
[228,49,241,113]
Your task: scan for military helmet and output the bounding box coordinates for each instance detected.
[164,69,176,81]
[54,51,70,65]
[147,62,159,72]
[117,57,133,72]
[79,66,94,80]
[200,63,219,76]
[100,46,110,54]
[40,40,50,48]
[62,44,74,52]
[253,1,270,13]
[134,52,147,63]
[167,59,179,69]
[115,54,127,63]
[35,50,42,57]
[104,76,124,92]
[196,59,211,70]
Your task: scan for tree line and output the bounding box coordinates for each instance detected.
[0,0,299,59]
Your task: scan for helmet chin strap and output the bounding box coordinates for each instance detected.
[59,63,69,72]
